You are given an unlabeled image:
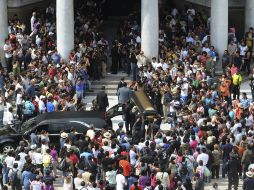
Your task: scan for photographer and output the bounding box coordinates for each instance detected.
[129,48,138,81]
[249,68,254,101]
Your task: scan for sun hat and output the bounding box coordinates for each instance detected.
[60,132,68,139]
[103,132,111,139]
[246,171,254,178]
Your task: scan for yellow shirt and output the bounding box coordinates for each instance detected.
[232,74,242,85]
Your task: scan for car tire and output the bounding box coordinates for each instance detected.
[1,143,16,154]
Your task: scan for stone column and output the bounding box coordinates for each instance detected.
[141,0,159,60]
[245,0,254,32]
[0,0,8,67]
[56,0,74,62]
[211,0,228,73]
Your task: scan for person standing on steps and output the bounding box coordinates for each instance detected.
[111,41,120,74]
[117,82,131,105]
[96,86,109,112]
[129,48,138,82]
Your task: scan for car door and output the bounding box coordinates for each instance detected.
[106,104,123,119]
[47,122,68,146]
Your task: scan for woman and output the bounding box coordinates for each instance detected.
[138,170,150,190]
[219,75,231,102]
[21,166,36,190]
[30,175,45,190]
[63,175,73,190]
[50,145,58,178]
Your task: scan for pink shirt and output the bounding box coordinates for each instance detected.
[231,67,238,76]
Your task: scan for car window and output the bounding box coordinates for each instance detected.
[50,123,67,134]
[67,121,90,133]
[34,124,49,133]
[20,118,37,133]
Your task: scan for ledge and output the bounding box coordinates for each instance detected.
[8,0,44,8]
[185,0,244,8]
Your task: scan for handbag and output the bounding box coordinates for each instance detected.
[204,166,211,177]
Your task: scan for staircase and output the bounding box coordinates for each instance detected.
[85,73,131,96]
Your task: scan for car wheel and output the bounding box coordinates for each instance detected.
[1,143,16,154]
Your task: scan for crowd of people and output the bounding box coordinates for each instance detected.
[1,1,254,190]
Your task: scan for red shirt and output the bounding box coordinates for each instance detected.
[69,153,79,165]
[119,160,131,177]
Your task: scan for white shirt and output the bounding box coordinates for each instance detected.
[3,44,12,58]
[6,111,14,125]
[39,100,46,113]
[32,152,43,164]
[181,83,189,96]
[239,45,248,56]
[186,36,194,43]
[156,172,169,187]
[4,156,15,168]
[18,152,27,165]
[87,129,95,140]
[161,63,169,71]
[202,47,210,54]
[116,174,126,190]
[129,150,136,166]
[74,177,83,189]
[31,16,36,31]
[16,93,22,105]
[196,153,209,166]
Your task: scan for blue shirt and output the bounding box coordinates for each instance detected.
[240,98,251,109]
[80,152,93,161]
[46,102,55,112]
[76,82,84,92]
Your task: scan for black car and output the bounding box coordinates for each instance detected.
[0,111,108,154]
[0,91,157,154]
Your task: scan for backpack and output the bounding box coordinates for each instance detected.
[180,162,188,176]
[43,155,52,167]
[57,158,69,171]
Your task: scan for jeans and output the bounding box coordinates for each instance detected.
[76,90,84,100]
[0,110,4,127]
[17,104,23,120]
[222,159,227,178]
[131,63,137,81]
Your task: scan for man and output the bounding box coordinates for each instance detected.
[243,171,254,190]
[232,70,242,100]
[96,86,109,112]
[193,173,204,190]
[117,77,125,90]
[222,50,230,74]
[227,153,241,190]
[111,41,119,74]
[245,27,254,51]
[0,90,4,126]
[197,147,209,166]
[240,93,251,110]
[222,138,233,178]
[3,39,13,72]
[30,12,36,32]
[242,145,254,179]
[6,107,14,126]
[249,68,254,101]
[117,82,131,104]
[228,40,237,63]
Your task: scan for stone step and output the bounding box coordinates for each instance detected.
[85,89,117,96]
[92,84,118,89]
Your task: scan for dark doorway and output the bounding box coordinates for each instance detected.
[105,0,139,16]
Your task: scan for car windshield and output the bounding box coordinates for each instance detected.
[20,118,36,133]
